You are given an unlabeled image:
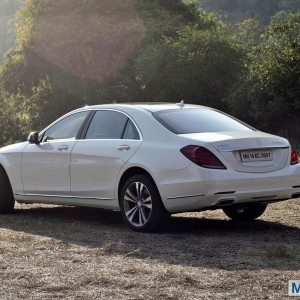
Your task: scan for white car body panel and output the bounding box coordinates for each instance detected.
[181,131,290,173]
[0,103,298,214]
[152,157,300,213]
[0,142,27,194]
[21,139,77,195]
[70,139,142,199]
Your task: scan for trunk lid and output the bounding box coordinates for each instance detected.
[180,131,290,173]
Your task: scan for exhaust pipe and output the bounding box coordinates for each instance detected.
[216,199,235,207]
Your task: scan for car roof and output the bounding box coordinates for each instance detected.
[79,102,209,113]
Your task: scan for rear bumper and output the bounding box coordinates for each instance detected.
[153,163,300,213]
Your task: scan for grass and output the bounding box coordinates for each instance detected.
[0,199,299,299]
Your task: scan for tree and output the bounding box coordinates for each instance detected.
[227,12,300,146]
[1,0,298,148]
[1,0,244,129]
[0,88,31,146]
[0,0,20,61]
[133,24,244,109]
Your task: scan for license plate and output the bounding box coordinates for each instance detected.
[240,150,273,162]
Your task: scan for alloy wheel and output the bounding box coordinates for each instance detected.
[123,182,152,227]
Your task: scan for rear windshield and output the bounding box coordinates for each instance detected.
[153,109,253,134]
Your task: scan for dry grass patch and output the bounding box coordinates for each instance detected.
[0,199,299,299]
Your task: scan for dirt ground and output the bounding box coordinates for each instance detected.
[0,199,299,300]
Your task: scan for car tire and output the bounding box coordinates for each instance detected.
[119,174,169,232]
[0,168,15,214]
[223,204,267,221]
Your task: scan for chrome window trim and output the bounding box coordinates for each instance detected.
[38,108,143,143]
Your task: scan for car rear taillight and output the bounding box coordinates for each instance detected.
[291,148,299,165]
[181,145,227,170]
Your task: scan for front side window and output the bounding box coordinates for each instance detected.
[85,110,130,140]
[43,111,89,141]
[153,109,253,134]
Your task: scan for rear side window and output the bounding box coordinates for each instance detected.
[123,119,140,140]
[85,111,128,139]
[85,110,140,140]
[153,109,253,134]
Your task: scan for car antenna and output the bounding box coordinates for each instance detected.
[177,100,185,108]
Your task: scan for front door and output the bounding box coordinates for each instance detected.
[21,111,89,196]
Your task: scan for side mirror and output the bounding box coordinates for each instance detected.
[27,132,40,145]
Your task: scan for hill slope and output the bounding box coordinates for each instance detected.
[201,0,300,24]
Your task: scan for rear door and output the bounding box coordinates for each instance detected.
[70,110,142,200]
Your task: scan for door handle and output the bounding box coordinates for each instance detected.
[117,145,131,151]
[57,145,69,151]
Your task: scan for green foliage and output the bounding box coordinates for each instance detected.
[15,0,48,50]
[2,0,205,95]
[0,76,78,146]
[2,1,236,114]
[0,88,31,146]
[0,0,20,60]
[29,77,86,129]
[230,18,263,48]
[227,11,300,145]
[0,0,299,148]
[133,25,244,108]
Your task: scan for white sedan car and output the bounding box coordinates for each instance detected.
[0,103,299,231]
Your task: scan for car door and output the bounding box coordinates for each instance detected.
[21,111,90,196]
[70,110,142,200]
